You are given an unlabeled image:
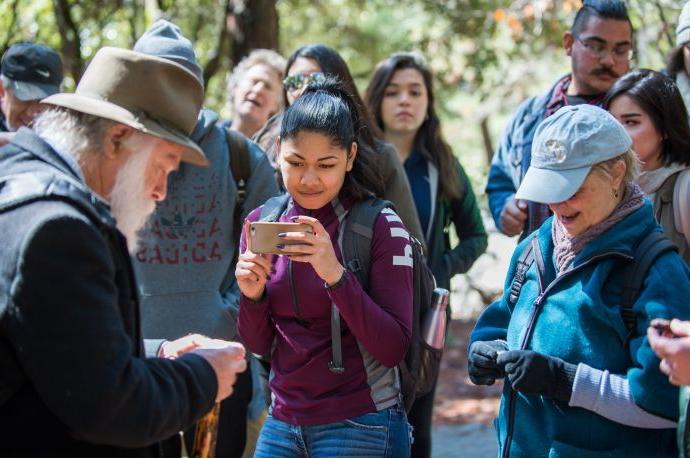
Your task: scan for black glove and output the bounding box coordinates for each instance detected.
[496,350,577,403]
[468,340,508,386]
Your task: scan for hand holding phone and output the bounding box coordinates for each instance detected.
[248,222,313,255]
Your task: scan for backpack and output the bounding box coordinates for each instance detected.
[216,128,253,295]
[224,128,252,247]
[258,194,443,412]
[508,230,677,341]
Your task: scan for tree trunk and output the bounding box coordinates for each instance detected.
[230,0,279,64]
[480,116,494,166]
[202,0,233,89]
[52,0,84,82]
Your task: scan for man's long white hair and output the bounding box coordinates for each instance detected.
[33,107,157,252]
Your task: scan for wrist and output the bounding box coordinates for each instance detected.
[243,289,266,303]
[323,264,345,287]
[554,359,577,404]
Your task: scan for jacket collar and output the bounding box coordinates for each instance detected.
[535,200,658,269]
[11,127,83,182]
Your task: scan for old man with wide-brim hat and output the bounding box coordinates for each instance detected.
[0,46,246,456]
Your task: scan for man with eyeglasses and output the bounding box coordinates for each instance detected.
[487,0,633,239]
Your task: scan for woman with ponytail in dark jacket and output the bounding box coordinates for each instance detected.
[253,44,425,246]
[237,78,413,457]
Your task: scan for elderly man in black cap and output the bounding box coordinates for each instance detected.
[0,42,63,133]
[0,46,246,457]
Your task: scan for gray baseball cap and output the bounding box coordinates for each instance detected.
[515,105,632,204]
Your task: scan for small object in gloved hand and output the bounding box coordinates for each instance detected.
[468,340,508,386]
[497,350,577,403]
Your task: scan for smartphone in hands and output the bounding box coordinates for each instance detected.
[248,222,313,254]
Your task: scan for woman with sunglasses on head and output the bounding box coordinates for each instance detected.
[604,69,690,263]
[237,77,413,457]
[253,44,425,245]
[364,52,487,458]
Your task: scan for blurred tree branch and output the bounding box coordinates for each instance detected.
[202,0,232,89]
[1,0,20,54]
[52,0,84,81]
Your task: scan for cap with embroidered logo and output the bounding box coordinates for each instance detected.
[515,104,632,204]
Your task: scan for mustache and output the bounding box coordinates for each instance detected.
[591,67,619,78]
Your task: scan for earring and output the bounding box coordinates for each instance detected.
[612,188,619,198]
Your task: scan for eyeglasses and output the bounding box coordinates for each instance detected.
[282,72,326,92]
[574,35,634,61]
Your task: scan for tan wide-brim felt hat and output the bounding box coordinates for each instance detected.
[42,46,207,166]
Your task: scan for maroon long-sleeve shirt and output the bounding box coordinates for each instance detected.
[238,195,413,425]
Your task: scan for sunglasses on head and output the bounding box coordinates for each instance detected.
[282,72,326,92]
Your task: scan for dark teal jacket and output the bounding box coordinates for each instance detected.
[425,158,487,292]
[471,201,690,457]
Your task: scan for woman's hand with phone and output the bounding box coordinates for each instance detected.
[279,215,345,286]
[648,318,690,386]
[236,221,274,301]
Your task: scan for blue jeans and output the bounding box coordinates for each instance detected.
[254,405,412,457]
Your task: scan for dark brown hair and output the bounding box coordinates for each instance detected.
[364,52,461,200]
[282,77,384,200]
[667,45,686,77]
[603,69,690,167]
[283,44,383,144]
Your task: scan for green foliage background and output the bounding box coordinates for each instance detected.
[0,0,686,186]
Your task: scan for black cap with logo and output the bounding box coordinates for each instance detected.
[1,42,63,101]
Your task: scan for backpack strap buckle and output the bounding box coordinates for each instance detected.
[346,259,361,273]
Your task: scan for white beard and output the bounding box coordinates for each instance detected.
[109,146,156,253]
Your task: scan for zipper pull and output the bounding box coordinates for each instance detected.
[533,293,545,308]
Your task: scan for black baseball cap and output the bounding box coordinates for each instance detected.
[1,42,63,101]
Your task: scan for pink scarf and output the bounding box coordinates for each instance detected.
[552,183,645,273]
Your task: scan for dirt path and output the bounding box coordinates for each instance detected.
[429,319,501,457]
[433,319,502,426]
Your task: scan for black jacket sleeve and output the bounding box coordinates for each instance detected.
[3,214,217,447]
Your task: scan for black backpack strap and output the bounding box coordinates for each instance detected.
[508,239,535,305]
[225,128,252,246]
[340,196,391,288]
[329,196,391,374]
[621,231,677,337]
[258,194,291,222]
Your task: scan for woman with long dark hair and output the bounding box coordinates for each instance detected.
[253,44,425,245]
[365,52,487,458]
[237,78,412,457]
[604,69,690,263]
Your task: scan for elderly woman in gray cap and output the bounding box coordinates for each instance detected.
[469,104,690,457]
